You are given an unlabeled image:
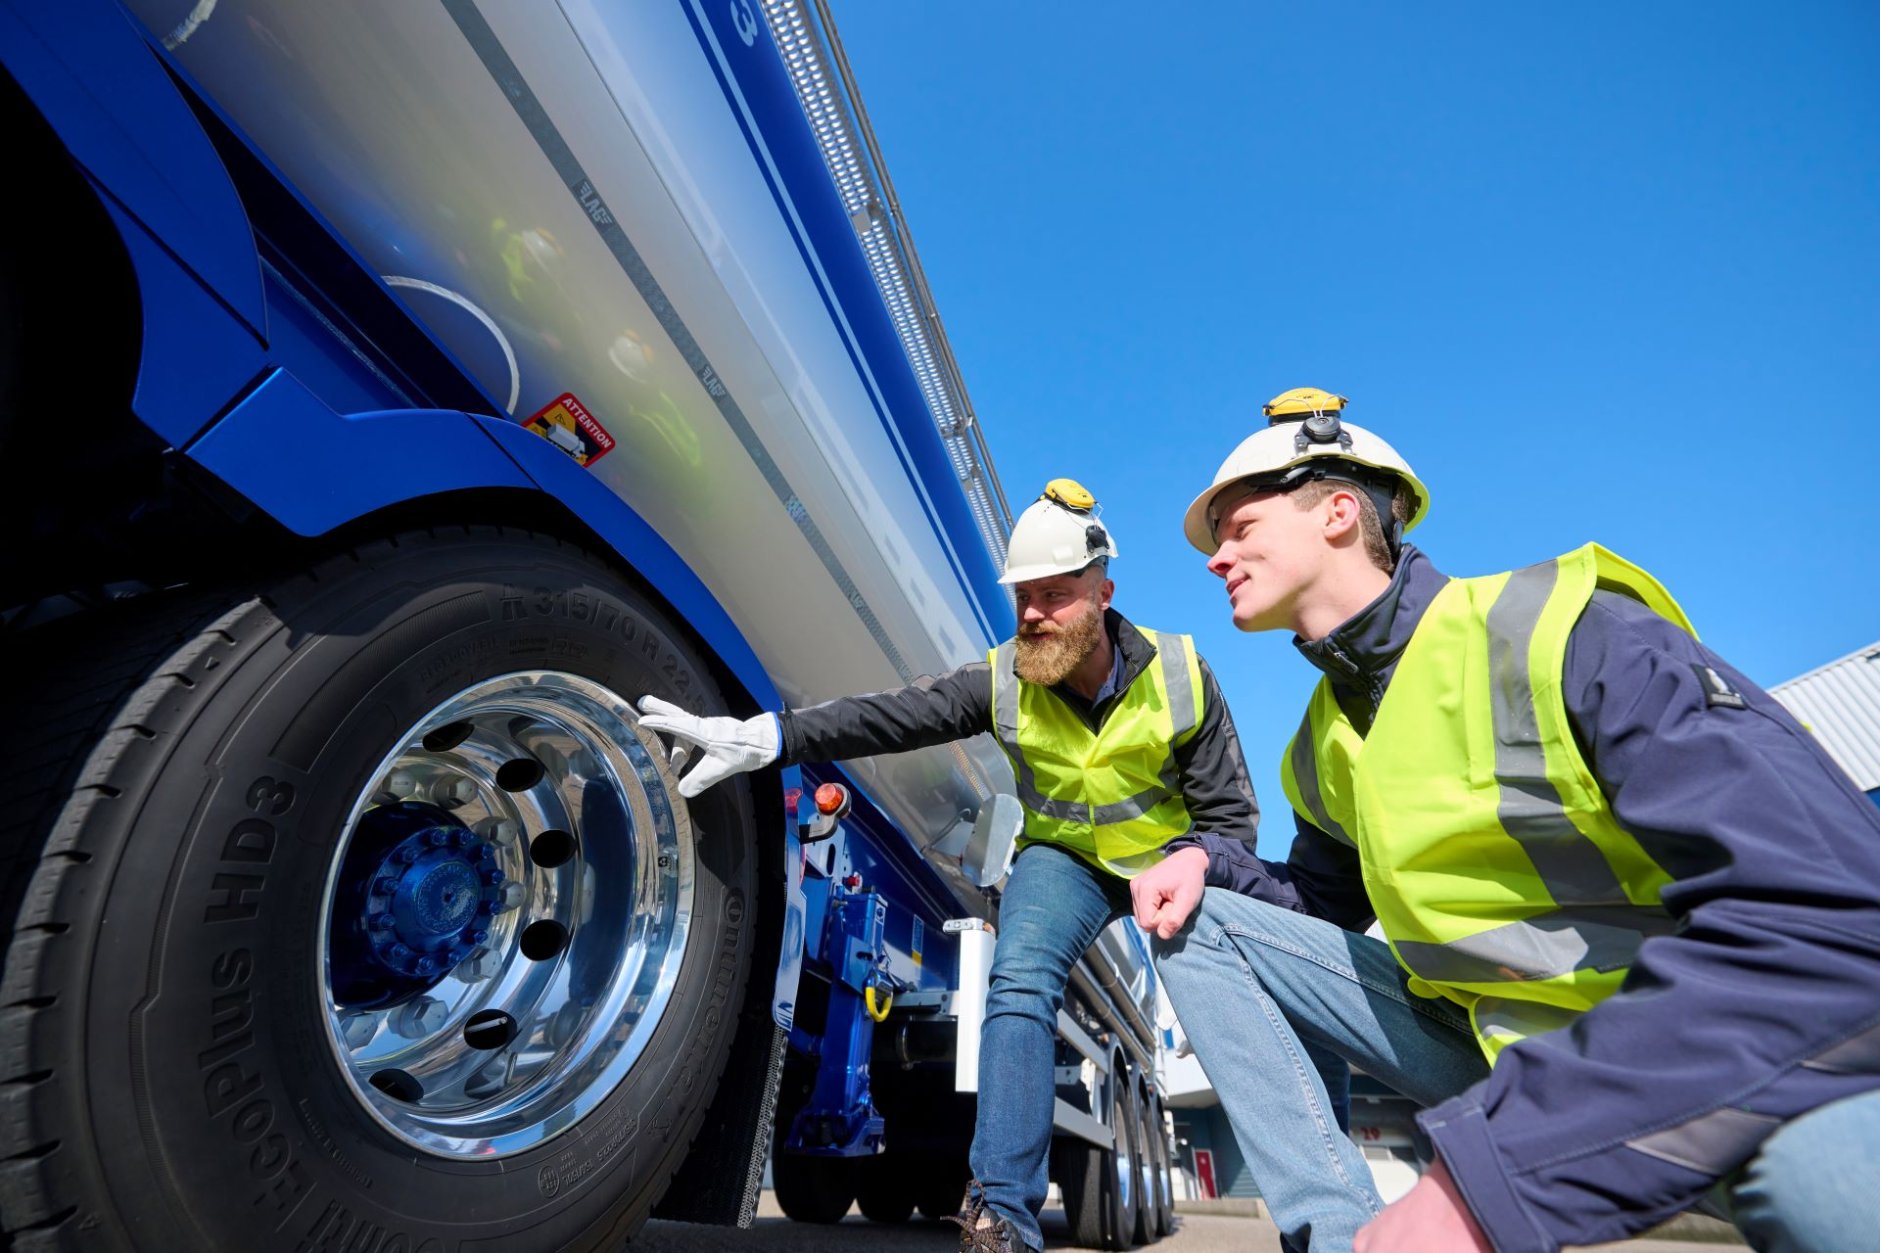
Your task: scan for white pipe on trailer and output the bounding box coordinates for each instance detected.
[948,918,994,1093]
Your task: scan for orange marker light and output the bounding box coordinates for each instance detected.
[815,783,847,815]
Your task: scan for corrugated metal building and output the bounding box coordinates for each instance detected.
[1770,639,1880,804]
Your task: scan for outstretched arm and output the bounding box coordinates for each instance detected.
[637,661,991,797]
[777,662,992,763]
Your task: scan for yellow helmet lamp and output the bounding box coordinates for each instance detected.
[1001,478,1118,584]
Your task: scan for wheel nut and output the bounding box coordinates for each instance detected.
[386,768,421,798]
[483,867,506,886]
[455,946,502,982]
[432,776,479,809]
[426,830,450,848]
[339,1012,379,1050]
[475,818,519,847]
[390,996,448,1039]
[497,881,526,913]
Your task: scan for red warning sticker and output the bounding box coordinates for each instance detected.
[524,392,616,466]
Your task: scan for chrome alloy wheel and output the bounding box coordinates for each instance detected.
[1136,1085,1156,1229]
[317,671,693,1159]
[1112,1072,1134,1218]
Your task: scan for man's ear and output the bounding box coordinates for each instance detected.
[1098,578,1116,611]
[1322,488,1365,542]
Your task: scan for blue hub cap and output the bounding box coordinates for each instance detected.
[331,803,504,1006]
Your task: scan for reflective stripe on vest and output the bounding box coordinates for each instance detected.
[1282,706,1355,849]
[989,627,1204,877]
[1282,544,1695,1062]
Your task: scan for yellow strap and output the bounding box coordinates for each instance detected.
[865,984,892,1022]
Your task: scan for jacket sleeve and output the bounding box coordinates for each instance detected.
[1421,591,1880,1253]
[1169,816,1375,930]
[777,662,992,765]
[1165,659,1374,929]
[1167,657,1261,842]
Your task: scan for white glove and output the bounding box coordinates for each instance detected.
[637,697,780,798]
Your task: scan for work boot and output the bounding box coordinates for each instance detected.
[946,1181,1040,1253]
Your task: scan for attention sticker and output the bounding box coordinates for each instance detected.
[524,392,616,466]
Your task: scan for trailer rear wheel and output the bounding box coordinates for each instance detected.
[1130,1077,1157,1245]
[0,529,758,1252]
[771,1153,856,1223]
[854,1155,914,1223]
[1114,1073,1144,1249]
[915,1156,971,1221]
[1149,1092,1175,1237]
[1059,1055,1139,1250]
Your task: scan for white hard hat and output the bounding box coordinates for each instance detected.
[1001,478,1119,584]
[1181,389,1429,555]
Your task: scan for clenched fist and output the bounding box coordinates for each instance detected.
[1131,846,1208,940]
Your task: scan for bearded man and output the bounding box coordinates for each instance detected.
[639,480,1260,1253]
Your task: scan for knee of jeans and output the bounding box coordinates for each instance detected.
[1731,1094,1880,1251]
[985,967,1061,1023]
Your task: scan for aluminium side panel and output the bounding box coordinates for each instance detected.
[124,0,1017,895]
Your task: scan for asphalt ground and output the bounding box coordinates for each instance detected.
[632,1193,1730,1251]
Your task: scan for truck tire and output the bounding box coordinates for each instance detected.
[0,528,758,1252]
[854,1155,913,1224]
[771,1153,855,1223]
[1149,1092,1175,1238]
[914,1155,970,1221]
[1059,1055,1138,1250]
[1130,1078,1156,1246]
[1115,1074,1144,1249]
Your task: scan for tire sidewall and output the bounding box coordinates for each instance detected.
[1112,1062,1139,1248]
[84,535,756,1251]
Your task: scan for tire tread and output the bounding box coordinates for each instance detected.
[0,528,759,1250]
[0,587,247,1248]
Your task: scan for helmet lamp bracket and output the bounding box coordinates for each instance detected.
[1289,412,1353,454]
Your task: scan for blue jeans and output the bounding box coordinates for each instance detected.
[971,844,1131,1251]
[1154,890,1880,1252]
[1154,890,1487,1251]
[1722,1087,1880,1253]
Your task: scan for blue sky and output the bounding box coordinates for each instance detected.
[831,1,1880,856]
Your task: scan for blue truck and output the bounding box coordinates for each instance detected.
[0,2,1176,1249]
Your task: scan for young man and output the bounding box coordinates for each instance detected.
[1131,389,1880,1252]
[639,480,1260,1253]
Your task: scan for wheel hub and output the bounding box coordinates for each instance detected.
[359,807,503,983]
[316,671,695,1160]
[331,803,505,1005]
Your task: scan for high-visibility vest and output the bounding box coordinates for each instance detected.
[1281,544,1695,1063]
[989,627,1205,878]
